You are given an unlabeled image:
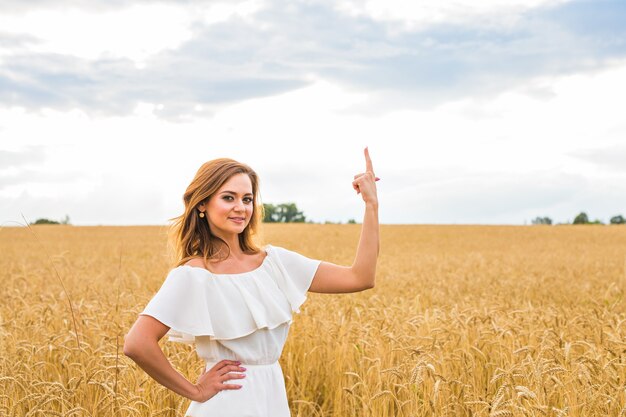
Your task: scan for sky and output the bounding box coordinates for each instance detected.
[1,0,626,226]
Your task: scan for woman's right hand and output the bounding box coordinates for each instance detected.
[191,359,247,402]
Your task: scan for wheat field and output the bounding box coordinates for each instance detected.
[0,224,624,417]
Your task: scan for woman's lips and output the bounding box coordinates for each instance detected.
[229,218,245,223]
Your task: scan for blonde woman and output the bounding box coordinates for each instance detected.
[123,148,380,416]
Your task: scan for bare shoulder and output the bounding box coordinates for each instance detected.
[185,257,208,268]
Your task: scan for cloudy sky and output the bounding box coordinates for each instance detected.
[1,0,626,226]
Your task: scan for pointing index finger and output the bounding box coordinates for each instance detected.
[364,146,374,174]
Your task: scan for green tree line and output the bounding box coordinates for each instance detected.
[29,204,359,225]
[29,215,71,225]
[532,212,626,225]
[262,203,306,223]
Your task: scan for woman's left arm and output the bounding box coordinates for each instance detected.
[309,147,380,294]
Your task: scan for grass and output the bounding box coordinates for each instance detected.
[0,224,624,416]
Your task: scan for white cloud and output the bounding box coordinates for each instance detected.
[2,58,626,224]
[334,0,570,31]
[195,0,265,26]
[0,1,264,67]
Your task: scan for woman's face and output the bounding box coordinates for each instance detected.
[203,173,254,237]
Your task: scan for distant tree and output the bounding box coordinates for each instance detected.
[610,215,625,224]
[279,203,305,223]
[347,218,357,224]
[30,214,71,225]
[590,219,604,225]
[31,218,60,225]
[263,203,278,222]
[573,212,589,224]
[262,203,306,223]
[531,216,552,225]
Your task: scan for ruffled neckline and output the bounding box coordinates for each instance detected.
[177,245,272,277]
[140,244,319,342]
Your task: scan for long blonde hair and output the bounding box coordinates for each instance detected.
[168,158,265,267]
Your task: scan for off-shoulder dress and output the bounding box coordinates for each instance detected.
[139,244,321,417]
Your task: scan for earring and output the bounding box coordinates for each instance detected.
[199,212,205,218]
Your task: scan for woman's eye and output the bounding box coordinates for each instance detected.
[223,196,253,203]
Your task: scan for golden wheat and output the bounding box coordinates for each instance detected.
[0,224,625,416]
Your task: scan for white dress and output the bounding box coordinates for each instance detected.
[139,244,321,417]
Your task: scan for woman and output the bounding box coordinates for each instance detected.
[123,147,380,416]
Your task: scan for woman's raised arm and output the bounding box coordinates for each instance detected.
[308,147,380,294]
